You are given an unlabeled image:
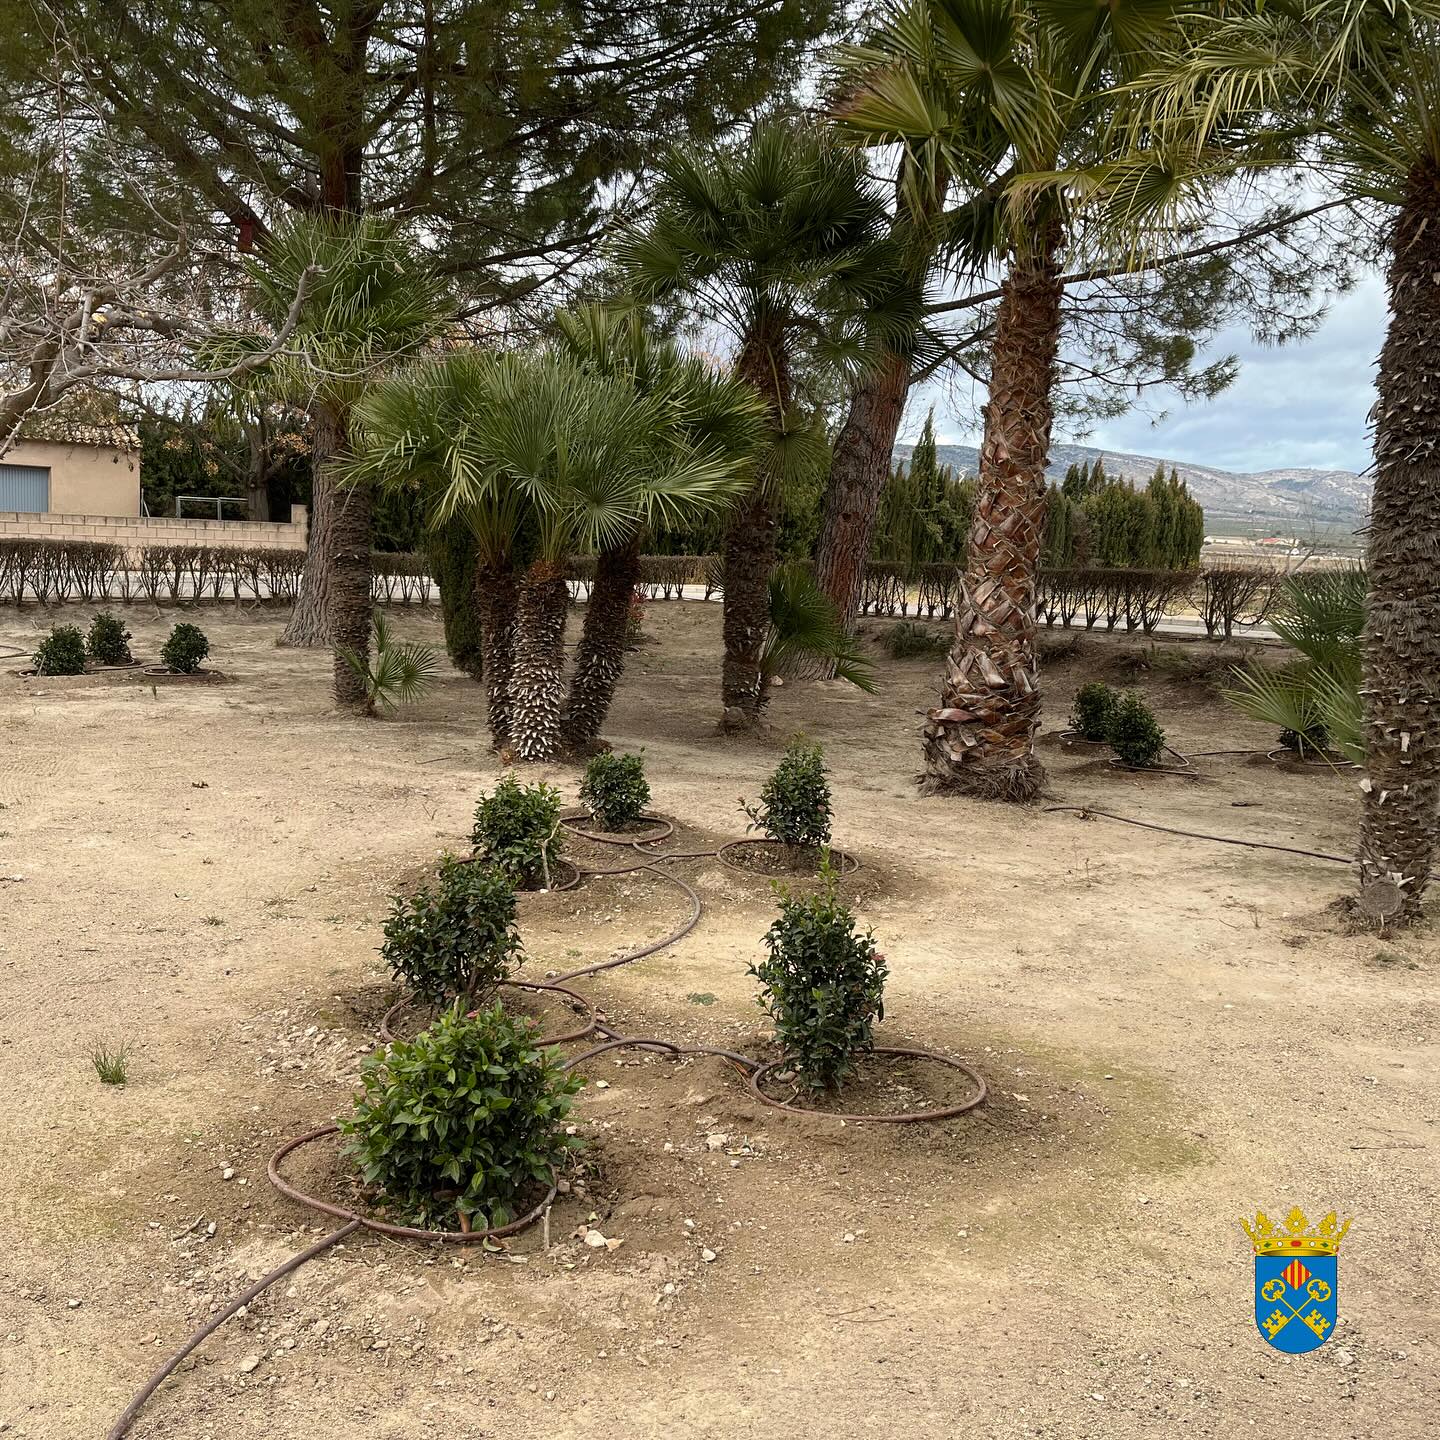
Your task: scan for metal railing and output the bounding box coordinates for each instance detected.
[175,495,249,520]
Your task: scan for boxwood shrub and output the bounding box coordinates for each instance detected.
[85,613,133,666]
[382,855,521,1006]
[340,1005,582,1230]
[1106,691,1166,768]
[750,863,887,1092]
[161,622,209,673]
[33,624,87,676]
[743,738,832,849]
[578,750,651,831]
[471,773,562,888]
[1069,681,1117,741]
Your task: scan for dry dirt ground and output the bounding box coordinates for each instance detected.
[0,601,1434,1440]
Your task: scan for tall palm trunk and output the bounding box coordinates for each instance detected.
[1356,162,1440,921]
[430,520,485,682]
[509,558,571,761]
[811,347,912,646]
[921,225,1063,800]
[810,162,939,655]
[566,533,641,749]
[280,415,341,647]
[476,561,519,750]
[722,323,788,728]
[328,466,374,711]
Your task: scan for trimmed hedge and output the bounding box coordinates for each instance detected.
[0,539,431,606]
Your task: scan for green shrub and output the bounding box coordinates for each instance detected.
[471,773,562,888]
[85,613,133,666]
[743,738,832,849]
[340,1005,582,1230]
[749,863,887,1091]
[579,751,651,831]
[33,624,87,676]
[882,621,950,660]
[382,856,522,1006]
[1106,691,1166,767]
[161,622,210,673]
[1069,681,1117,741]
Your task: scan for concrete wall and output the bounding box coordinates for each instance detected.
[0,505,308,555]
[3,438,141,516]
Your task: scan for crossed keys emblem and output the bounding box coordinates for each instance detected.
[1259,1275,1333,1341]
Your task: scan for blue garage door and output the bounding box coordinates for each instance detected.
[0,463,51,513]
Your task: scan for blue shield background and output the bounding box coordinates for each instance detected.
[1254,1253,1339,1353]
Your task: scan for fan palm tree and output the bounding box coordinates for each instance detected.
[834,0,1211,799]
[617,121,903,728]
[761,563,879,704]
[348,347,750,759]
[1228,567,1367,761]
[1131,0,1440,915]
[553,304,768,748]
[209,218,448,708]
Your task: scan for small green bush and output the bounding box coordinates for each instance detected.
[882,621,950,660]
[161,622,210,673]
[382,855,522,1006]
[85,613,133,666]
[579,751,651,831]
[471,773,562,888]
[340,1005,582,1230]
[1106,691,1166,767]
[743,738,832,849]
[1070,681,1117,741]
[750,863,887,1091]
[33,624,87,676]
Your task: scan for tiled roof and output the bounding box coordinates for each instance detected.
[15,416,140,451]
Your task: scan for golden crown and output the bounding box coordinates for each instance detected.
[1242,1207,1351,1257]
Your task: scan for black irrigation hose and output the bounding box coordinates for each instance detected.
[1044,804,1354,865]
[105,1221,362,1440]
[551,864,705,984]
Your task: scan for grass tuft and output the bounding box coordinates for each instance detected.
[91,1039,132,1085]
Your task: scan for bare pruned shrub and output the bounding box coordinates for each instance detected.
[1196,566,1273,640]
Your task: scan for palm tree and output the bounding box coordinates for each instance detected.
[617,121,902,728]
[835,0,1206,799]
[1136,0,1440,918]
[210,218,447,708]
[348,347,750,759]
[553,305,767,748]
[1228,568,1366,762]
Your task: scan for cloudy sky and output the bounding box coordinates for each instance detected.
[922,271,1384,477]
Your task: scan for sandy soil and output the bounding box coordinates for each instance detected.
[0,601,1434,1440]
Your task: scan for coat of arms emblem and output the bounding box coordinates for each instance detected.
[1243,1207,1350,1353]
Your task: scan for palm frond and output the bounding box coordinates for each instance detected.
[761,564,880,694]
[339,612,442,715]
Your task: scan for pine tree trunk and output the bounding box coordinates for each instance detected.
[921,226,1063,801]
[328,466,374,711]
[566,533,641,749]
[807,347,912,671]
[1357,162,1440,921]
[476,561,519,750]
[430,521,484,682]
[721,320,788,728]
[510,559,571,762]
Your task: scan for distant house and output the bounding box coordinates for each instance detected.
[0,420,141,517]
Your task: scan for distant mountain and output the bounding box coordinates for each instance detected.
[895,439,1370,533]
